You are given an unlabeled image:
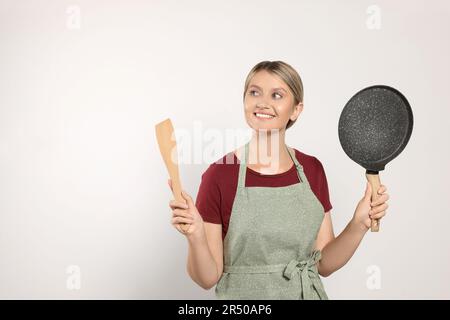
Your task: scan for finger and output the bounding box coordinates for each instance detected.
[169,201,188,210]
[377,185,387,195]
[370,211,386,220]
[371,193,389,207]
[370,203,388,215]
[169,200,189,210]
[372,202,389,214]
[181,190,194,208]
[172,209,193,218]
[172,216,194,224]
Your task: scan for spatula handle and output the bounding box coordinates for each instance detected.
[169,174,190,233]
[365,172,381,232]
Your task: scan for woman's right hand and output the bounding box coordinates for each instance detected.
[168,179,205,238]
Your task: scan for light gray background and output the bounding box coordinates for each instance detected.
[0,0,449,299]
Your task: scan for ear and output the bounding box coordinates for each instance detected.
[290,102,304,121]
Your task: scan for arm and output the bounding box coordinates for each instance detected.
[315,212,368,277]
[315,182,389,277]
[168,179,224,290]
[186,222,223,290]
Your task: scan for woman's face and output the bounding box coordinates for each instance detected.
[244,70,302,132]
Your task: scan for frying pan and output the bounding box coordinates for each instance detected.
[155,118,189,232]
[338,85,413,232]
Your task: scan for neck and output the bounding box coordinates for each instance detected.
[248,129,291,168]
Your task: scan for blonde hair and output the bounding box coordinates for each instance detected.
[243,61,304,130]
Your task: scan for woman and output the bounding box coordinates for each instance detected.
[168,61,389,299]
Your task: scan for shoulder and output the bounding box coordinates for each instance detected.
[200,151,239,183]
[291,148,326,173]
[291,147,333,212]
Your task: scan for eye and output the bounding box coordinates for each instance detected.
[273,92,283,99]
[249,90,259,96]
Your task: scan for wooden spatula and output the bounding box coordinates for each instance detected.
[155,118,189,232]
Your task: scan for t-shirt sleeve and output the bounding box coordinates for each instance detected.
[314,157,333,213]
[195,165,222,224]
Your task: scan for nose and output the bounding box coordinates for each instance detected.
[256,102,271,110]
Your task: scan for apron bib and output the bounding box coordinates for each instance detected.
[215,141,328,300]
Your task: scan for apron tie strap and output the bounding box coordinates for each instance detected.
[283,250,328,300]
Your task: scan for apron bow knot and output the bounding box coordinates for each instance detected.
[282,250,328,299]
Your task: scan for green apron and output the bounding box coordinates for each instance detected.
[215,141,328,300]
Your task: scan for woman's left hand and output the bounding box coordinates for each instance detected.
[353,182,390,230]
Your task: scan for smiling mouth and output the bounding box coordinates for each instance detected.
[254,112,275,119]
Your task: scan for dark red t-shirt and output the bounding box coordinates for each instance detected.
[195,148,333,240]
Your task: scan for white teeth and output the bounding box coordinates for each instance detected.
[255,113,274,119]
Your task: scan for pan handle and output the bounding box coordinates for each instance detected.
[365,171,381,232]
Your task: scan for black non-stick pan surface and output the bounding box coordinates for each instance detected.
[338,85,413,231]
